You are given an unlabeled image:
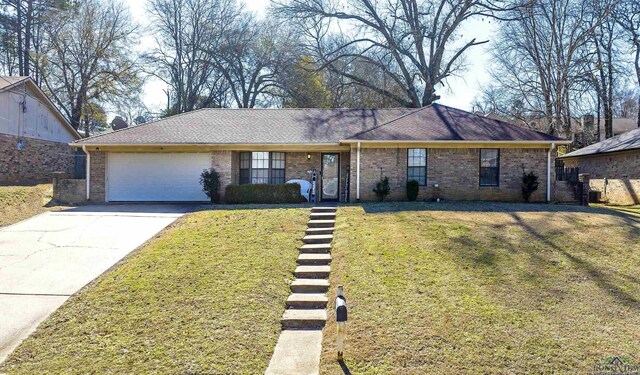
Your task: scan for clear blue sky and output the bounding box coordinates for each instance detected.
[126,0,494,112]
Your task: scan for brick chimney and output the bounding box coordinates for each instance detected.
[581,115,594,132]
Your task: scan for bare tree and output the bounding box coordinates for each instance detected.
[146,0,237,113]
[0,0,62,79]
[275,0,521,108]
[616,0,640,128]
[211,17,299,108]
[40,0,141,135]
[585,0,623,139]
[483,0,613,136]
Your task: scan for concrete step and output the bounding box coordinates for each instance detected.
[305,227,335,235]
[281,309,327,329]
[307,220,336,228]
[299,243,331,254]
[303,234,333,244]
[310,212,336,220]
[311,206,337,213]
[265,330,323,375]
[295,265,331,279]
[297,253,331,265]
[286,293,328,309]
[290,279,330,293]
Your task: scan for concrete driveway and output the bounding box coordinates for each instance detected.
[0,205,194,363]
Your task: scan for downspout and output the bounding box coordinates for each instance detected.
[83,146,90,201]
[547,142,555,202]
[356,142,361,201]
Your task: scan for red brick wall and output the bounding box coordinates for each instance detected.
[563,151,640,205]
[0,133,75,182]
[350,147,550,202]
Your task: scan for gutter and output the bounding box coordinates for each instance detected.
[340,139,572,145]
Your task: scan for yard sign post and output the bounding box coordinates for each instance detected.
[336,285,347,360]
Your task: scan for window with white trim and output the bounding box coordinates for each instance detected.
[407,148,427,185]
[239,152,286,184]
[479,149,500,187]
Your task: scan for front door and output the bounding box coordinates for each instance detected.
[321,153,340,201]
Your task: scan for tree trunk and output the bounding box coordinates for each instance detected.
[23,0,33,77]
[16,0,24,76]
[596,95,601,142]
[637,95,640,128]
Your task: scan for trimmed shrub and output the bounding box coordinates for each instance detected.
[406,180,419,201]
[225,183,306,204]
[373,176,391,201]
[200,168,221,203]
[521,168,539,203]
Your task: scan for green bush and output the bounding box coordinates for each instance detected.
[373,176,391,201]
[406,180,419,201]
[200,168,221,203]
[225,183,306,204]
[521,168,539,203]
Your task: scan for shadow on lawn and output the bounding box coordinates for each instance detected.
[378,201,640,311]
[337,360,352,375]
[508,212,640,310]
[358,201,640,226]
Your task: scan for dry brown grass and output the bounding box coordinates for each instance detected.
[0,184,53,227]
[321,202,640,374]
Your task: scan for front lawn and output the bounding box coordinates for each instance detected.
[0,183,53,227]
[322,202,640,374]
[0,207,308,374]
[594,203,640,218]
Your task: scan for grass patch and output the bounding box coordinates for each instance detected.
[593,203,640,218]
[322,202,640,374]
[0,184,53,227]
[0,207,308,374]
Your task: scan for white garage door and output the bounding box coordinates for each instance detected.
[107,153,211,202]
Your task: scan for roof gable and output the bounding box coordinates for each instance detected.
[0,76,81,140]
[347,104,564,142]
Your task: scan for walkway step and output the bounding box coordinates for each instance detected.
[281,309,327,329]
[305,227,334,235]
[303,234,333,244]
[265,330,323,375]
[295,265,330,279]
[307,220,336,228]
[297,253,331,265]
[286,293,328,309]
[310,212,336,219]
[311,207,337,213]
[299,243,331,254]
[290,279,330,293]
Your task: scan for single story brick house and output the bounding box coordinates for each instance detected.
[559,128,640,205]
[1,76,81,182]
[70,104,569,203]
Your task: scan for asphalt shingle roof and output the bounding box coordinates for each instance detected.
[561,127,640,158]
[348,105,563,142]
[74,104,566,145]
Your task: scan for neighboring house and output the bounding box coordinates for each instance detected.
[0,76,81,182]
[559,128,640,205]
[70,104,569,203]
